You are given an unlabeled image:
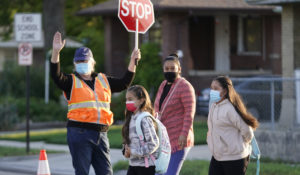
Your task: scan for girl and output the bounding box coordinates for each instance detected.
[154,53,195,175]
[207,76,259,175]
[122,85,159,175]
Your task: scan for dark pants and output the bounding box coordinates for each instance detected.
[67,127,112,175]
[209,156,250,175]
[127,166,155,175]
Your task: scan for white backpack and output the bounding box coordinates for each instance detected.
[135,112,171,174]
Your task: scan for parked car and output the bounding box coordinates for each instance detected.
[196,76,282,121]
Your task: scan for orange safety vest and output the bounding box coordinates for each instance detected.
[66,73,113,125]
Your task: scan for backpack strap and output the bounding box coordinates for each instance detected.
[136,112,154,141]
[135,112,156,168]
[251,137,261,175]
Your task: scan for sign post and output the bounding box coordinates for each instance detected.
[118,0,155,54]
[15,13,41,154]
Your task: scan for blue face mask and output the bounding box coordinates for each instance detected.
[75,63,91,75]
[209,90,221,107]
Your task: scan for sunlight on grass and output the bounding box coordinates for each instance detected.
[0,122,206,148]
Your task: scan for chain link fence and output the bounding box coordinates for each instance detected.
[231,76,300,129]
[196,76,300,130]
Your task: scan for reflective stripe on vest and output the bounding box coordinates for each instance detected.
[68,101,110,111]
[97,74,109,89]
[74,76,83,88]
[68,74,111,124]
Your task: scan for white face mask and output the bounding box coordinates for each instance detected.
[75,61,92,75]
[209,90,221,103]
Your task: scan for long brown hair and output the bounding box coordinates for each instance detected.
[214,76,259,129]
[122,85,154,145]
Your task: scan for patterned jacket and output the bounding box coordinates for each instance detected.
[128,111,159,166]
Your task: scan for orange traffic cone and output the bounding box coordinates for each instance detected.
[37,149,51,175]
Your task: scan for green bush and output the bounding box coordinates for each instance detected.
[133,42,164,99]
[0,96,67,123]
[111,92,126,122]
[0,103,18,130]
[15,97,67,122]
[0,60,61,101]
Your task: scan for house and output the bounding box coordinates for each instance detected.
[78,0,282,92]
[0,36,82,71]
[246,0,300,162]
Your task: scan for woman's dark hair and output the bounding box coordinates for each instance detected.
[214,76,259,129]
[163,53,181,67]
[122,85,154,144]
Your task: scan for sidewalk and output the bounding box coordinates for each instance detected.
[0,140,211,175]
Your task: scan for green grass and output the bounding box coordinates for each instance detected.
[0,121,208,148]
[193,121,208,145]
[0,146,59,157]
[113,159,300,175]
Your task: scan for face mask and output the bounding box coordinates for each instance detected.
[126,101,137,112]
[164,72,178,83]
[75,62,92,75]
[209,90,221,104]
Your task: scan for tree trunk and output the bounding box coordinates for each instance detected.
[43,0,65,51]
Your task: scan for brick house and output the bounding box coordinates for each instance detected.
[78,0,281,92]
[246,0,300,162]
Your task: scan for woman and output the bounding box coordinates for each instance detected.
[50,31,141,175]
[207,76,259,175]
[154,53,196,175]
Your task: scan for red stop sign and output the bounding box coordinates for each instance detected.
[118,0,155,34]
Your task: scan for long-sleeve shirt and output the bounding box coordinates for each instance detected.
[154,77,196,153]
[128,111,159,167]
[50,62,135,130]
[51,62,135,99]
[206,99,253,161]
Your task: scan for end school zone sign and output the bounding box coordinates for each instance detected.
[14,13,42,42]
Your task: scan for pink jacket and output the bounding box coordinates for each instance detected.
[154,77,195,153]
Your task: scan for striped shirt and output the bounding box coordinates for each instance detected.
[154,77,195,153]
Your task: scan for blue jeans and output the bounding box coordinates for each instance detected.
[67,127,112,175]
[159,147,191,175]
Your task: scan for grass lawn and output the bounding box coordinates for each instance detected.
[113,159,300,175]
[0,146,59,158]
[0,121,208,149]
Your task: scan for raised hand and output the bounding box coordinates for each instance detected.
[131,49,141,64]
[128,49,141,72]
[52,31,65,53]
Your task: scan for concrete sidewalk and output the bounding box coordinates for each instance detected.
[0,140,211,175]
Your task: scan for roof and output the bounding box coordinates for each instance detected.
[77,0,275,16]
[0,37,83,49]
[246,0,300,5]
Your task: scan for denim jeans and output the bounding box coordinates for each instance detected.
[67,127,113,175]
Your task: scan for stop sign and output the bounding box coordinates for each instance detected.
[118,0,155,34]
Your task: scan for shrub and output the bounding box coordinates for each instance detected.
[133,42,164,99]
[0,103,18,130]
[111,92,126,123]
[0,96,67,123]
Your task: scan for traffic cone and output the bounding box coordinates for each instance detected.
[37,149,51,175]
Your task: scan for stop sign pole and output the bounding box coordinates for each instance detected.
[135,19,139,50]
[118,0,155,51]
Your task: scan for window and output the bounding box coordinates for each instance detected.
[238,16,262,55]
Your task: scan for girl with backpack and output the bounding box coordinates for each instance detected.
[207,76,259,175]
[122,85,159,175]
